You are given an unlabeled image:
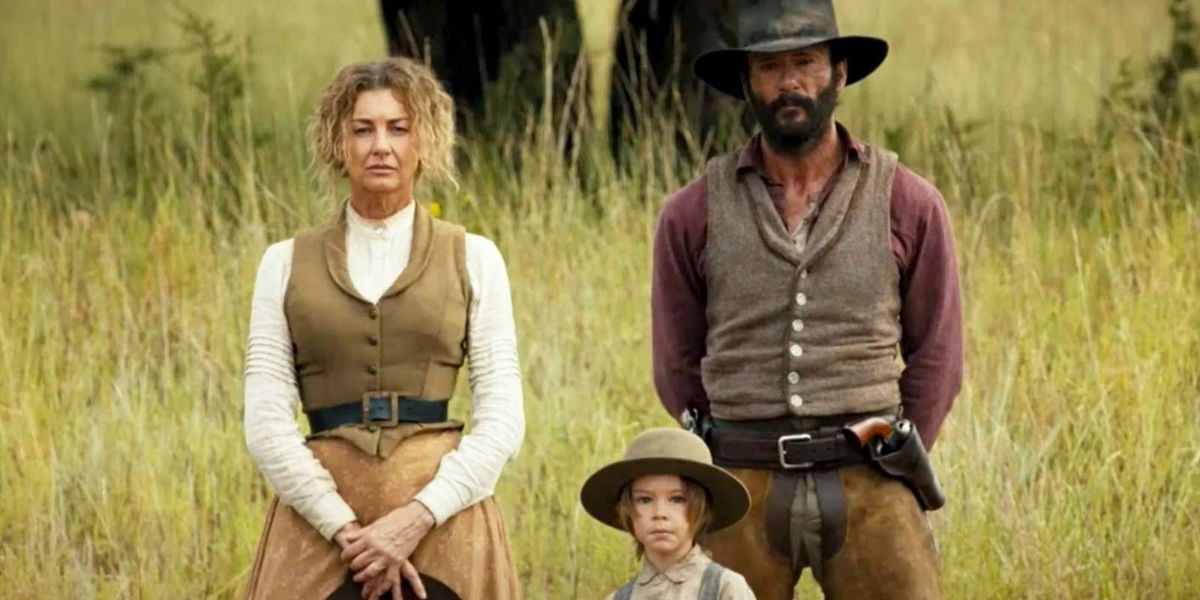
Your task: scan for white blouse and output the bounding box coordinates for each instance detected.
[243,202,525,540]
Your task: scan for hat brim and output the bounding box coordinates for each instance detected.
[694,35,889,99]
[580,457,751,534]
[327,573,461,600]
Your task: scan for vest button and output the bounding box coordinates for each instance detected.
[789,394,804,408]
[788,371,800,385]
[789,344,803,358]
[794,293,807,306]
[367,365,378,375]
[800,269,809,279]
[367,335,379,345]
[791,319,804,333]
[369,306,379,319]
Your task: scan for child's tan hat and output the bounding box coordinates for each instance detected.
[580,428,751,533]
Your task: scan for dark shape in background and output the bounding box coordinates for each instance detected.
[377,0,738,152]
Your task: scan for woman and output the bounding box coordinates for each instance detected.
[242,57,524,600]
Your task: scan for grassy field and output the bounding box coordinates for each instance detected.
[2,0,1199,597]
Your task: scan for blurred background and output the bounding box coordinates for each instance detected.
[1,0,1198,597]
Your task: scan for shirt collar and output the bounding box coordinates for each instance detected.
[636,544,709,586]
[735,121,868,184]
[345,201,415,239]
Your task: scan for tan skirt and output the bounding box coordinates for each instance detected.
[243,429,520,600]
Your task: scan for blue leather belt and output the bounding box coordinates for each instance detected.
[306,392,449,433]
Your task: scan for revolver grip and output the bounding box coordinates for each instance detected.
[843,416,894,448]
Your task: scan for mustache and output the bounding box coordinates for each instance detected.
[769,92,816,114]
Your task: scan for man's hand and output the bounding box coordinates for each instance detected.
[341,502,436,584]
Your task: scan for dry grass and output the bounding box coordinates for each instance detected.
[1,0,1198,597]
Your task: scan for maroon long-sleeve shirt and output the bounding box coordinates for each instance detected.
[651,126,964,447]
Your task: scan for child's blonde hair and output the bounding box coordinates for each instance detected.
[615,476,713,559]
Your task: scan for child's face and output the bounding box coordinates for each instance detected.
[629,474,693,559]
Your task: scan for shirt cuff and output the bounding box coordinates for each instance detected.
[412,478,466,526]
[309,490,358,541]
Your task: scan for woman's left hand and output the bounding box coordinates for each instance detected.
[341,501,435,583]
[361,560,427,600]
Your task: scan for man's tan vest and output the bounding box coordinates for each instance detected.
[284,202,471,455]
[702,144,902,420]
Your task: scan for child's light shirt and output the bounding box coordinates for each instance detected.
[602,544,756,599]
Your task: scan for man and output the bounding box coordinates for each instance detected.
[651,0,963,598]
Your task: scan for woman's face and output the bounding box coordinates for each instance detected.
[343,88,419,195]
[629,474,693,560]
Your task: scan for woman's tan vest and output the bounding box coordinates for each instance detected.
[284,203,472,456]
[702,144,903,420]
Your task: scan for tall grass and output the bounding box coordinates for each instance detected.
[1,0,1198,598]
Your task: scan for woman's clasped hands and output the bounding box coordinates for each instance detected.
[334,501,436,600]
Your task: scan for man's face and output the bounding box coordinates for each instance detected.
[745,44,846,156]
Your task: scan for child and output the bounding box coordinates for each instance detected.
[581,428,757,599]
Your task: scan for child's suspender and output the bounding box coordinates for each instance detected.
[613,579,636,600]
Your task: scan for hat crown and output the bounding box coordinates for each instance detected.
[693,0,886,99]
[623,428,713,465]
[739,0,839,48]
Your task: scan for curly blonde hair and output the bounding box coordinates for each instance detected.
[309,57,457,188]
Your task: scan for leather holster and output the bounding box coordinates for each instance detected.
[868,424,946,511]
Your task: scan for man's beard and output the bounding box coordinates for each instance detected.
[748,79,840,156]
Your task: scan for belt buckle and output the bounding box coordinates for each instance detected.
[361,392,400,430]
[778,433,813,469]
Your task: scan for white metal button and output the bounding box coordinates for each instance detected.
[789,394,804,408]
[800,269,809,279]
[791,319,804,332]
[788,371,800,385]
[789,344,803,357]
[795,293,807,306]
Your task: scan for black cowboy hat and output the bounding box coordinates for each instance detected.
[694,0,889,99]
[327,572,461,600]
